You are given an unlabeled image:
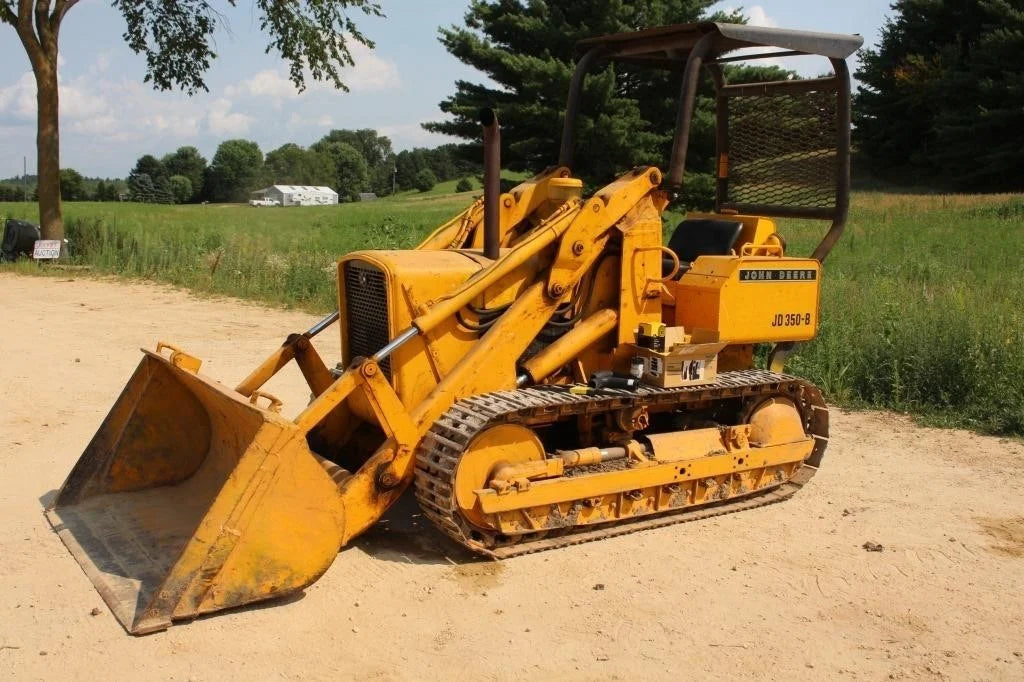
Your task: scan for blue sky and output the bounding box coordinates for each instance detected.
[0,1,894,179]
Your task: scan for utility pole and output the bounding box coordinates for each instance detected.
[392,165,397,196]
[23,156,28,201]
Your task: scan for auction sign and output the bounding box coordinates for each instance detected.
[32,239,61,260]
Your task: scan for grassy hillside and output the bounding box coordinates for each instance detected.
[3,189,1022,435]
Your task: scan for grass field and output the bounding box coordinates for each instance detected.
[3,188,1022,435]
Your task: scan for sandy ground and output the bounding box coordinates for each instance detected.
[1,272,1022,681]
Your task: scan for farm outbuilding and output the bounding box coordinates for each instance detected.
[250,185,338,206]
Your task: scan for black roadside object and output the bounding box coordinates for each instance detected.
[1,219,41,262]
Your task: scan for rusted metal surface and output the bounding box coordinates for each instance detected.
[666,32,714,189]
[480,108,501,260]
[574,21,862,61]
[558,46,604,169]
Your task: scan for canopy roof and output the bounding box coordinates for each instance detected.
[576,21,863,65]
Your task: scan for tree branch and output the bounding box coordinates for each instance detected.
[35,0,55,52]
[50,0,78,29]
[16,0,32,32]
[0,2,18,25]
[13,0,42,66]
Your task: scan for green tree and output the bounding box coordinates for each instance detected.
[264,143,336,186]
[854,0,1024,190]
[414,167,438,192]
[312,140,369,200]
[1,0,382,241]
[58,168,85,201]
[162,146,206,202]
[456,177,474,192]
[98,180,121,201]
[205,139,264,203]
[394,148,427,190]
[153,176,175,204]
[315,129,395,194]
[168,175,193,204]
[130,154,165,183]
[424,1,786,186]
[94,179,108,201]
[127,171,155,202]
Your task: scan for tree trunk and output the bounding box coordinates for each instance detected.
[34,59,63,241]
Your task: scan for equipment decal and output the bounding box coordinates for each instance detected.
[739,268,817,282]
[771,312,812,327]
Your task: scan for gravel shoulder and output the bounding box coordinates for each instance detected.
[1,273,1022,680]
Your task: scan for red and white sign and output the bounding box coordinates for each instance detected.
[32,239,61,259]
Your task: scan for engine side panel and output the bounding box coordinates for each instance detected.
[672,256,822,343]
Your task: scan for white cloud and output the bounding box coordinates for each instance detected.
[207,98,253,136]
[341,42,401,92]
[226,69,298,100]
[287,112,334,130]
[147,112,202,138]
[713,5,807,72]
[226,43,400,100]
[0,45,400,176]
[744,5,779,28]
[69,114,118,136]
[60,82,109,120]
[0,72,38,120]
[378,120,459,151]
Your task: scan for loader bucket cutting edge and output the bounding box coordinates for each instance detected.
[45,350,347,634]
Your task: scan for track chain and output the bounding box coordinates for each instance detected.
[414,369,829,558]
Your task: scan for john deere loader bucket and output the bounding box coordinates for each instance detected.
[45,347,346,634]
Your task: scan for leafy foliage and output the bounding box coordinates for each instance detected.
[263,143,336,187]
[315,129,394,194]
[168,175,193,204]
[854,0,1024,191]
[312,140,369,201]
[161,146,207,202]
[205,139,264,203]
[130,155,166,183]
[1,0,382,238]
[424,1,788,188]
[59,169,86,201]
[112,0,383,94]
[414,168,438,192]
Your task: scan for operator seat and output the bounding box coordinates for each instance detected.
[662,218,743,278]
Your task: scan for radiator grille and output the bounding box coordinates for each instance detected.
[723,87,838,212]
[343,261,391,378]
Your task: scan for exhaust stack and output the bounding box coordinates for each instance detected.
[479,107,501,260]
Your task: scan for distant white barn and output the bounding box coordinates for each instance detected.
[251,185,338,206]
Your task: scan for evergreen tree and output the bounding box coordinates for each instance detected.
[127,172,156,202]
[130,155,166,183]
[854,0,1024,190]
[424,1,784,186]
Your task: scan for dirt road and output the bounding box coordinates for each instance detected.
[1,273,1022,680]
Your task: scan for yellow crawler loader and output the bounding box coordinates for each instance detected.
[47,22,862,634]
